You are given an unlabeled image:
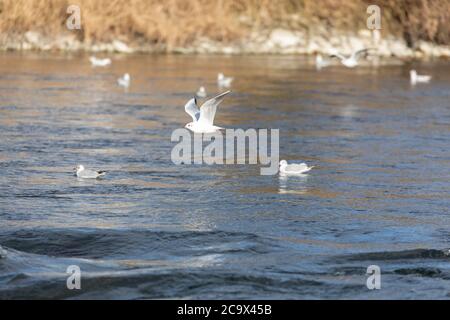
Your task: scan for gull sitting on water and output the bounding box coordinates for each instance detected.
[315,54,330,70]
[74,165,106,179]
[0,245,6,259]
[410,70,431,85]
[118,73,131,88]
[89,56,111,67]
[279,160,314,175]
[196,86,207,98]
[330,49,371,68]
[184,90,231,133]
[217,73,233,88]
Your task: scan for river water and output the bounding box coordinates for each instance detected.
[0,52,449,299]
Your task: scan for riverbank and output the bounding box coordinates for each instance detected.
[0,0,449,59]
[1,28,449,59]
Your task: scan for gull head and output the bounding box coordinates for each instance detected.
[74,164,84,172]
[279,160,288,167]
[124,73,130,81]
[218,73,224,80]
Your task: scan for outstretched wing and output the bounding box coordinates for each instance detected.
[285,163,312,173]
[330,53,347,61]
[198,90,231,126]
[82,169,102,178]
[352,48,371,60]
[185,98,200,122]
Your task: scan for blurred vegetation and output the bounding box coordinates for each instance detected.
[0,0,448,50]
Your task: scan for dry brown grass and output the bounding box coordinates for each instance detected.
[374,0,450,46]
[0,0,448,50]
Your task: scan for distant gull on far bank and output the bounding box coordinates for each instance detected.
[330,48,371,68]
[196,86,207,98]
[118,73,131,88]
[185,90,231,133]
[279,160,314,175]
[410,70,431,85]
[89,56,111,67]
[217,73,233,88]
[74,165,106,179]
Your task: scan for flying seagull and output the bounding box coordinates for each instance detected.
[74,165,106,179]
[330,49,371,68]
[184,90,231,133]
[279,160,314,175]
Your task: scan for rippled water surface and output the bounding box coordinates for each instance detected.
[0,52,449,299]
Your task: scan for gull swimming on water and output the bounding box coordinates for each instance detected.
[196,86,207,98]
[89,56,111,67]
[74,165,106,179]
[330,49,371,68]
[279,160,314,175]
[217,73,233,88]
[410,70,431,85]
[184,90,231,133]
[118,73,131,88]
[315,54,330,70]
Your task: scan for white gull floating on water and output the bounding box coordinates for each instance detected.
[118,73,131,88]
[279,160,314,175]
[196,86,207,98]
[74,165,106,179]
[410,70,431,85]
[217,73,233,88]
[330,49,371,68]
[315,54,331,70]
[89,56,111,67]
[184,90,231,133]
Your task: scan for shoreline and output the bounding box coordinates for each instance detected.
[1,29,449,60]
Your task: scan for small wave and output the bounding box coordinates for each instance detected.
[336,248,450,262]
[0,227,285,299]
[394,267,444,278]
[0,267,326,300]
[0,245,6,259]
[0,228,278,260]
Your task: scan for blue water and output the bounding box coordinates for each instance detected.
[0,53,449,299]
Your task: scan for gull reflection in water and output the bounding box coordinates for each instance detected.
[278,173,309,195]
[340,104,359,118]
